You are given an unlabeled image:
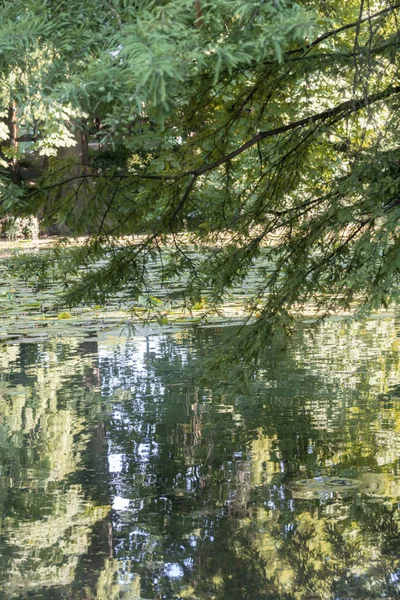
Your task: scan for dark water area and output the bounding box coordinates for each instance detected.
[2,317,400,599]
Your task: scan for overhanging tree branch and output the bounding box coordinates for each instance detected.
[185,84,400,180]
[300,2,400,54]
[40,84,400,219]
[40,172,175,190]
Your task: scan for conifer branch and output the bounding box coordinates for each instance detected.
[303,2,400,53]
[185,84,400,180]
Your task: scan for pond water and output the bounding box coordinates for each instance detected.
[2,316,400,599]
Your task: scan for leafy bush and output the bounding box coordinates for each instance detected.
[1,216,39,241]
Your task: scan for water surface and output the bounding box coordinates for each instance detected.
[1,317,400,599]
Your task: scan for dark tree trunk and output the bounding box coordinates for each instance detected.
[45,120,92,235]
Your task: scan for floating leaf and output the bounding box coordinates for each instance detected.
[57,312,72,320]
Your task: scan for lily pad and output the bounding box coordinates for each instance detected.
[288,476,361,499]
[57,312,72,320]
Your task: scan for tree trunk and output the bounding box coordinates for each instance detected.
[45,120,92,235]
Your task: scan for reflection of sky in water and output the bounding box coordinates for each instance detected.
[112,496,130,510]
[164,563,184,579]
[108,453,124,473]
[98,335,189,396]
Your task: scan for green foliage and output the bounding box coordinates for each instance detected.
[3,0,400,344]
[0,182,28,213]
[1,215,39,240]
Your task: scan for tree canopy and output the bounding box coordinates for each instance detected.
[2,0,400,351]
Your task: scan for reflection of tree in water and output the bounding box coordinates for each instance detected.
[0,338,114,599]
[2,318,400,597]
[101,319,400,599]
